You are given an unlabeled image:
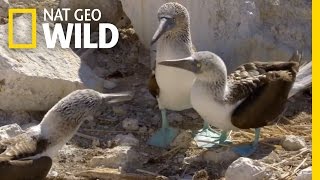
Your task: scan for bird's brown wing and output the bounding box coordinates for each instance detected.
[0,133,49,161]
[0,156,52,180]
[227,57,300,129]
[148,71,160,98]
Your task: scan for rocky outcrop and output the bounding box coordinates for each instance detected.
[0,14,104,111]
[121,0,311,70]
[58,0,131,31]
[0,0,9,18]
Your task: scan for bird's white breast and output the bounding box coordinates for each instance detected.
[155,39,195,111]
[190,84,239,130]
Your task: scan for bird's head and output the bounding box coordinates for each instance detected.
[52,89,133,126]
[158,51,227,81]
[151,2,190,45]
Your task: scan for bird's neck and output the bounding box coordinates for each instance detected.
[157,29,193,60]
[195,72,228,102]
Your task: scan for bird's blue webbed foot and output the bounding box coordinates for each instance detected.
[194,122,232,148]
[147,109,179,148]
[232,128,260,157]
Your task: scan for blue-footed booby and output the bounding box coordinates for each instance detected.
[0,89,132,179]
[148,2,223,148]
[159,51,311,156]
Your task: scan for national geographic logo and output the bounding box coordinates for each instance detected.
[8,8,119,49]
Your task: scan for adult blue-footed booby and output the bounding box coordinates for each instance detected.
[159,51,311,156]
[0,89,132,179]
[148,2,224,148]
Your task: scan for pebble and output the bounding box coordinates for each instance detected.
[167,112,184,123]
[113,133,139,146]
[89,146,140,169]
[112,106,128,115]
[295,166,311,180]
[281,135,306,151]
[225,157,270,180]
[122,118,139,131]
[138,126,148,134]
[103,80,117,89]
[151,114,160,125]
[170,130,193,148]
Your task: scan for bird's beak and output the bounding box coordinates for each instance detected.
[102,92,134,104]
[151,18,171,45]
[158,57,198,73]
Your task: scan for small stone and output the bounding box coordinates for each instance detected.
[112,106,127,115]
[203,148,239,163]
[103,80,117,89]
[0,0,9,18]
[92,138,100,147]
[122,118,139,131]
[295,166,311,180]
[0,123,24,141]
[47,170,58,178]
[170,130,193,148]
[282,135,306,151]
[89,146,140,169]
[192,169,209,180]
[262,151,280,164]
[151,114,160,125]
[225,157,270,180]
[113,133,139,146]
[138,126,148,134]
[185,111,199,119]
[167,112,184,123]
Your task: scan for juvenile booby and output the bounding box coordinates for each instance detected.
[0,89,132,179]
[148,2,220,148]
[159,51,311,156]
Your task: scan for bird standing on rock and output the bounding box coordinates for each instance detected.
[148,2,221,148]
[0,89,132,180]
[159,51,311,156]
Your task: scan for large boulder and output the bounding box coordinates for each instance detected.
[58,0,131,31]
[121,0,311,70]
[0,14,103,111]
[0,0,9,18]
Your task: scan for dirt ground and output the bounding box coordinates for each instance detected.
[0,0,312,179]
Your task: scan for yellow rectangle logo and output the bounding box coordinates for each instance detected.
[8,9,37,49]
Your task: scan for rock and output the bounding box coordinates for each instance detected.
[295,166,311,180]
[113,106,128,115]
[0,14,105,111]
[167,112,184,123]
[104,80,117,89]
[58,0,131,30]
[225,157,269,180]
[113,134,139,146]
[0,123,24,140]
[47,170,58,178]
[170,130,193,148]
[138,126,148,134]
[282,135,306,151]
[151,114,160,125]
[192,169,209,180]
[202,148,239,163]
[121,0,311,70]
[122,118,139,131]
[0,0,9,18]
[89,146,140,169]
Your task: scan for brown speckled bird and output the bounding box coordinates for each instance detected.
[0,89,132,180]
[159,51,310,156]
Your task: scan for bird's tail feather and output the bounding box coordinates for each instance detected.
[289,61,312,98]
